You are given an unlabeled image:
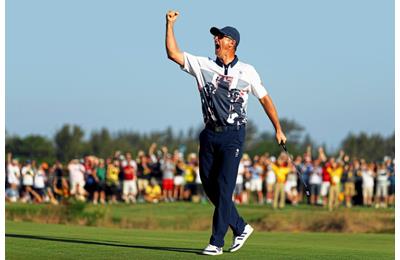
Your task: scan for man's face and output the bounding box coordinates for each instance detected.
[214,34,236,58]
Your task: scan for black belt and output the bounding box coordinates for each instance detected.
[205,123,245,132]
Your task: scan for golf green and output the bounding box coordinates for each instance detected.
[6,221,394,259]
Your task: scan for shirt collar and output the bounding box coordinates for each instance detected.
[215,55,239,68]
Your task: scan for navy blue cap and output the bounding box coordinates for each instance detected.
[210,26,240,47]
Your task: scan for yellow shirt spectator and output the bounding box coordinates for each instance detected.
[271,164,291,183]
[146,184,161,199]
[184,164,195,183]
[107,164,120,185]
[327,166,343,185]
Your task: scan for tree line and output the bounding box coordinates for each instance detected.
[5,119,394,164]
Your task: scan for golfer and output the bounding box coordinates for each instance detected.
[165,10,287,255]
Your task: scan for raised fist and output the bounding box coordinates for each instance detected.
[166,10,179,23]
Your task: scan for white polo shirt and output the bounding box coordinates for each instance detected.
[181,52,268,126]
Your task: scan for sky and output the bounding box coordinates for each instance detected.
[6,0,394,150]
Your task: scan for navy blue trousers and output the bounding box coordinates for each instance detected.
[199,126,246,247]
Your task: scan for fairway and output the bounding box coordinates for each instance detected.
[6,221,394,259]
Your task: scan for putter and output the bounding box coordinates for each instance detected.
[279,141,310,197]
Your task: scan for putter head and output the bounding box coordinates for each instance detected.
[305,189,310,197]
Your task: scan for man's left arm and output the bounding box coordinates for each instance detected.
[259,95,286,145]
[247,65,287,145]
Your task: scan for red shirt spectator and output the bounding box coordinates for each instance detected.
[322,163,331,182]
[123,165,136,181]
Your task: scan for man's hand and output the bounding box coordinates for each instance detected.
[149,142,157,154]
[166,10,179,24]
[165,10,184,66]
[276,129,287,145]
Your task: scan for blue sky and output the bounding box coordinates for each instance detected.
[6,0,394,150]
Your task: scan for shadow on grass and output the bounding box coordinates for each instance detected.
[6,233,202,255]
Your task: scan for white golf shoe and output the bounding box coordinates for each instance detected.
[202,244,223,256]
[229,224,254,252]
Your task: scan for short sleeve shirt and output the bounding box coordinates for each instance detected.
[34,170,46,189]
[7,164,20,185]
[181,52,268,126]
[107,165,120,184]
[22,166,34,186]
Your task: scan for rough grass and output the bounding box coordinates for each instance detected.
[5,202,394,233]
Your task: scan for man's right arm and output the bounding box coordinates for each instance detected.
[259,94,286,145]
[165,10,184,66]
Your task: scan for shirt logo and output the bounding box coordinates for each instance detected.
[235,148,240,158]
[216,75,233,90]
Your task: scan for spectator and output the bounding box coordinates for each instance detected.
[174,157,186,201]
[21,160,42,203]
[250,159,264,204]
[342,164,356,208]
[37,162,59,205]
[272,154,291,209]
[300,155,313,201]
[285,170,299,206]
[327,160,343,211]
[309,159,322,206]
[192,154,205,203]
[183,154,199,201]
[145,178,162,203]
[33,162,49,203]
[122,155,138,204]
[183,157,197,201]
[136,151,152,202]
[361,161,375,206]
[353,159,364,205]
[375,162,389,208]
[96,159,107,204]
[106,159,120,203]
[265,156,276,205]
[234,158,245,204]
[161,153,175,202]
[320,159,332,207]
[148,143,163,182]
[84,156,99,204]
[242,166,252,205]
[286,156,300,206]
[122,152,137,168]
[6,153,21,202]
[52,161,69,201]
[68,159,86,201]
[386,158,395,207]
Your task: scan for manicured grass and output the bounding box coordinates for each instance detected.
[6,221,394,259]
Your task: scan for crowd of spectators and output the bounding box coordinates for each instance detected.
[234,147,395,211]
[5,144,395,211]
